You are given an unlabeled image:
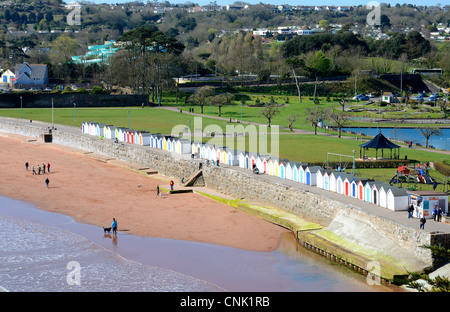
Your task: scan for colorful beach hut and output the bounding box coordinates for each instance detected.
[305,166,322,186]
[138,131,151,146]
[299,165,308,184]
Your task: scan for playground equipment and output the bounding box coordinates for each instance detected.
[390,164,449,192]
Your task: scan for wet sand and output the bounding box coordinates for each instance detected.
[0,133,289,252]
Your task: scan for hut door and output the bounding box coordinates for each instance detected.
[373,190,377,204]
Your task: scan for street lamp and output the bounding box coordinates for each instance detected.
[74,103,76,127]
[20,96,22,119]
[128,110,130,129]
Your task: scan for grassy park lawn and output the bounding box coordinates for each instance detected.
[0,103,447,190]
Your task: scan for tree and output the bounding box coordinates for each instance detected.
[418,127,443,148]
[330,112,351,138]
[259,103,280,128]
[438,98,448,118]
[305,107,328,135]
[49,35,78,65]
[287,114,299,131]
[209,92,234,117]
[285,56,304,103]
[189,86,215,114]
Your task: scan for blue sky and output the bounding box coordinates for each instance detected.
[86,1,444,7]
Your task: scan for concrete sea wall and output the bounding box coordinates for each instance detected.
[1,117,448,281]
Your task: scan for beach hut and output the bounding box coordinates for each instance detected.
[329,172,338,192]
[226,149,239,166]
[249,153,257,170]
[343,174,358,197]
[364,181,373,203]
[291,163,300,182]
[371,182,389,206]
[299,165,308,184]
[261,156,269,174]
[285,162,293,180]
[117,128,127,142]
[279,159,289,179]
[386,187,408,211]
[273,158,280,177]
[349,177,361,198]
[335,173,347,195]
[138,131,151,146]
[267,158,274,176]
[357,179,370,201]
[316,168,325,189]
[238,151,247,168]
[107,125,117,140]
[176,139,191,154]
[379,185,390,208]
[88,122,97,136]
[322,170,331,191]
[305,166,322,186]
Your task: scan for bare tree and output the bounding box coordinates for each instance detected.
[305,107,329,134]
[287,114,299,131]
[259,103,280,128]
[418,127,443,148]
[330,111,351,138]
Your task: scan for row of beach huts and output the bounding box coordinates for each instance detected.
[80,121,438,216]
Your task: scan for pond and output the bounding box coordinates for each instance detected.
[342,127,450,151]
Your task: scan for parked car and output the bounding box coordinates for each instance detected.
[428,95,438,102]
[414,95,424,102]
[44,87,52,92]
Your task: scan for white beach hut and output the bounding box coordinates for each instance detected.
[285,162,293,180]
[299,165,308,184]
[329,171,338,192]
[386,187,408,211]
[371,182,390,206]
[322,170,333,191]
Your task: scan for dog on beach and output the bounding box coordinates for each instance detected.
[103,227,112,234]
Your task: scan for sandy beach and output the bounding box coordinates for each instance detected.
[0,133,289,252]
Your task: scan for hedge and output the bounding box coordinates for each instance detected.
[434,161,450,177]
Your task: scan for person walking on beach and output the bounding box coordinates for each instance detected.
[420,215,426,230]
[25,162,29,171]
[42,163,46,174]
[32,165,36,175]
[45,178,49,188]
[47,163,50,173]
[170,180,174,191]
[156,185,160,196]
[37,165,41,175]
[112,218,117,235]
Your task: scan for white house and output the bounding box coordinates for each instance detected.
[1,69,15,88]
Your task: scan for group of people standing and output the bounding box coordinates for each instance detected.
[25,161,51,188]
[26,162,50,176]
[432,205,444,222]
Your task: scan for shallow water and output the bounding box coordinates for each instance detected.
[0,196,398,292]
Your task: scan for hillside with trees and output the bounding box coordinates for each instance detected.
[0,1,448,94]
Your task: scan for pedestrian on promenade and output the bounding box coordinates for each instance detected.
[42,163,46,174]
[438,208,443,222]
[45,178,49,188]
[170,180,174,191]
[47,163,50,173]
[38,165,41,175]
[432,205,438,221]
[420,215,426,230]
[156,185,160,196]
[408,204,414,219]
[25,162,29,171]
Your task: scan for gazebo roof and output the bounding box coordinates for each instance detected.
[359,133,400,149]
